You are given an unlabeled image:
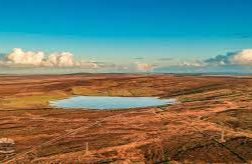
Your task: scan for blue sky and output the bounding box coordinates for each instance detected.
[0,0,252,73]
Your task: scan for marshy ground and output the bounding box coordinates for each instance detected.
[0,74,251,163]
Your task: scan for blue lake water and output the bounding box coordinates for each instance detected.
[50,96,175,110]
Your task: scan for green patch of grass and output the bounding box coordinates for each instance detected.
[2,91,69,108]
[180,97,195,102]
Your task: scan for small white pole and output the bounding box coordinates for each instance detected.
[220,130,226,143]
[85,142,89,154]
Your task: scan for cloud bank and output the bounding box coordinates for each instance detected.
[0,48,98,68]
[2,48,252,74]
[0,48,154,73]
[177,49,252,68]
[204,49,252,66]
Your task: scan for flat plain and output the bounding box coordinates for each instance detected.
[0,74,251,163]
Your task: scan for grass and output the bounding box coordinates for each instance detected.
[1,91,69,108]
[71,86,106,96]
[180,97,195,103]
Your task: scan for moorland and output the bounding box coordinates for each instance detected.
[0,74,252,163]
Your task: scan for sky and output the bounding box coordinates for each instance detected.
[0,0,252,74]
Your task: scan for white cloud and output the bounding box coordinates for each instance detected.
[75,60,99,69]
[179,60,205,67]
[6,48,44,66]
[134,62,155,72]
[230,49,252,65]
[0,48,155,72]
[204,49,252,66]
[0,48,99,68]
[151,49,252,70]
[44,52,75,67]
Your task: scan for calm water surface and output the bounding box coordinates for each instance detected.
[50,96,175,110]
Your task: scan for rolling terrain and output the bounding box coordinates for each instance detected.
[0,74,252,163]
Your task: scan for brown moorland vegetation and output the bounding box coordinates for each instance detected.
[0,74,251,163]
